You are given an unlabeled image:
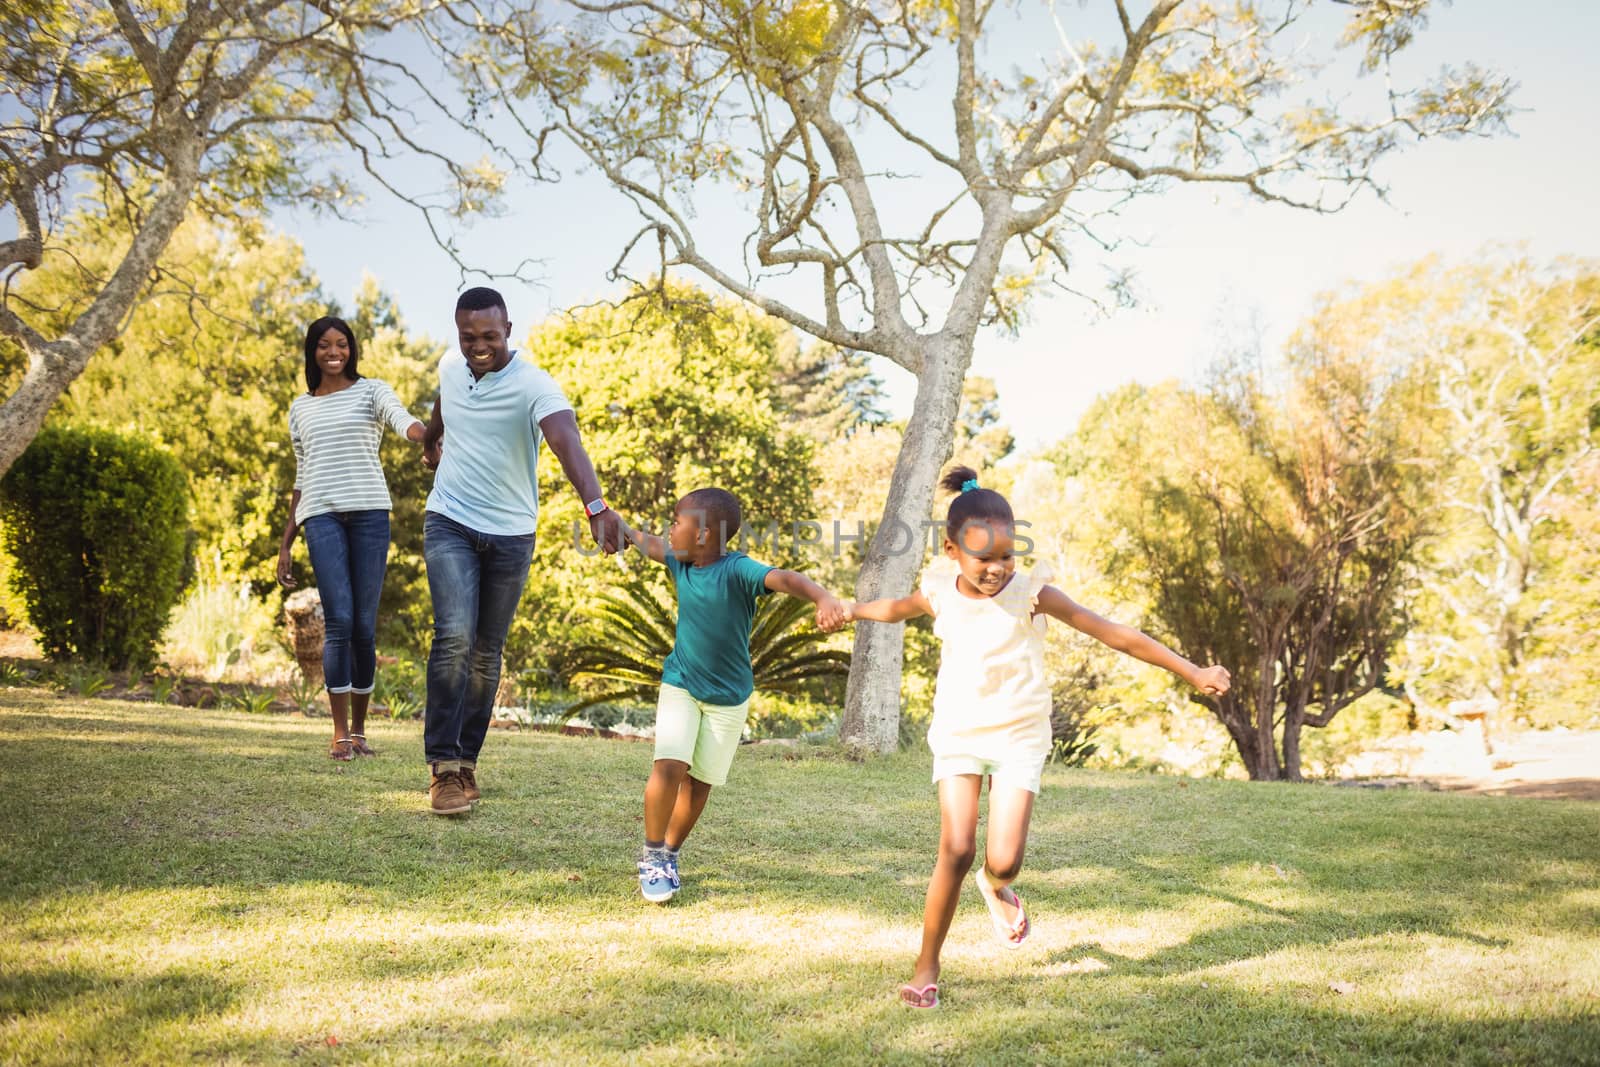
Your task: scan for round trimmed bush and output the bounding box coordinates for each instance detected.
[1,425,189,669]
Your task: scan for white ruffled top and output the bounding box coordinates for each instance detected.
[920,556,1055,762]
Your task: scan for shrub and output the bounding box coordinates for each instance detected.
[0,426,188,669]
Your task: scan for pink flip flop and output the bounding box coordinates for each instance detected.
[975,867,1029,948]
[899,982,939,1009]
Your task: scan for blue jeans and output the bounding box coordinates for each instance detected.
[423,512,536,765]
[302,509,391,694]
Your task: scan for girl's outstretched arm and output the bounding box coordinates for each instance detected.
[846,589,934,624]
[1035,586,1231,695]
[623,520,669,565]
[765,569,848,632]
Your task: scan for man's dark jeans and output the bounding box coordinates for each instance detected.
[422,512,535,765]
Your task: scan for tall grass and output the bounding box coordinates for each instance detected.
[159,554,292,684]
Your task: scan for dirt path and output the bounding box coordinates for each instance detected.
[1429,729,1600,801]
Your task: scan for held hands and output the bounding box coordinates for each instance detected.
[814,595,849,633]
[589,509,627,555]
[420,438,442,471]
[1191,665,1232,696]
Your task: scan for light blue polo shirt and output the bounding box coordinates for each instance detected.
[426,350,573,536]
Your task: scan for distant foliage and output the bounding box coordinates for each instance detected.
[1,426,188,669]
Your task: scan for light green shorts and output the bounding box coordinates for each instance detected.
[932,753,1047,795]
[653,682,750,787]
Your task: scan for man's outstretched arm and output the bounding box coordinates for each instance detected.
[541,409,625,553]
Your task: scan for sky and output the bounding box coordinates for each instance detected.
[280,2,1600,456]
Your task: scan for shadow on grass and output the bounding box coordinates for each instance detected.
[895,973,1600,1066]
[0,965,239,1061]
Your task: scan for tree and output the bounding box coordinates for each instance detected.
[1075,339,1429,780]
[772,337,887,442]
[434,0,1512,750]
[1339,259,1600,731]
[0,0,482,478]
[1535,452,1600,726]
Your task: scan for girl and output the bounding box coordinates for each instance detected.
[276,316,427,760]
[846,465,1230,1009]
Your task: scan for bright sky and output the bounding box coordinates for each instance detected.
[282,2,1600,455]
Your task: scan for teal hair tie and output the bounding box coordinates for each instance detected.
[961,478,980,493]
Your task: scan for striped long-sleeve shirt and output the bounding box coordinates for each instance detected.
[289,378,420,526]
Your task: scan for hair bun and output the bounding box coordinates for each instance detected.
[939,463,981,495]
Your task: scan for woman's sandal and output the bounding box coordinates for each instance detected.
[975,866,1029,948]
[350,733,376,757]
[329,736,355,761]
[898,982,939,1009]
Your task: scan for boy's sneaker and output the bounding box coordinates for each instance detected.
[664,850,682,891]
[638,848,676,903]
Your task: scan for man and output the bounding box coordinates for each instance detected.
[420,286,625,815]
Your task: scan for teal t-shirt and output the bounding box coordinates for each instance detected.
[661,551,775,705]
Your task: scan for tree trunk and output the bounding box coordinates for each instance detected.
[1216,695,1263,777]
[1250,662,1282,781]
[0,135,201,477]
[839,340,969,752]
[1280,710,1304,781]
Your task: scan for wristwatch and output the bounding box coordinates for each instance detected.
[583,496,609,519]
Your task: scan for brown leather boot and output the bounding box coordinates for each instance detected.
[459,765,480,804]
[429,764,471,815]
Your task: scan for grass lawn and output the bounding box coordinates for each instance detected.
[1,690,1597,1065]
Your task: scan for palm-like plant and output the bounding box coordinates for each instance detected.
[559,571,849,714]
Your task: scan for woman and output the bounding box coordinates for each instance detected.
[277,316,425,760]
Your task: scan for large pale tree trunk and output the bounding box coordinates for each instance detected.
[0,137,201,478]
[839,338,971,752]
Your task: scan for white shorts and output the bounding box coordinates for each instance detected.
[931,752,1047,795]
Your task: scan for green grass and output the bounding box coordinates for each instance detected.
[1,690,1597,1065]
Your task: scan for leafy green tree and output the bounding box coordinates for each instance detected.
[0,0,484,477]
[1069,340,1430,780]
[1330,259,1600,731]
[1536,454,1600,726]
[506,284,819,684]
[20,214,316,580]
[437,0,1512,751]
[773,338,888,443]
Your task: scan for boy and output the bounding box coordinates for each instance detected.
[623,488,847,901]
